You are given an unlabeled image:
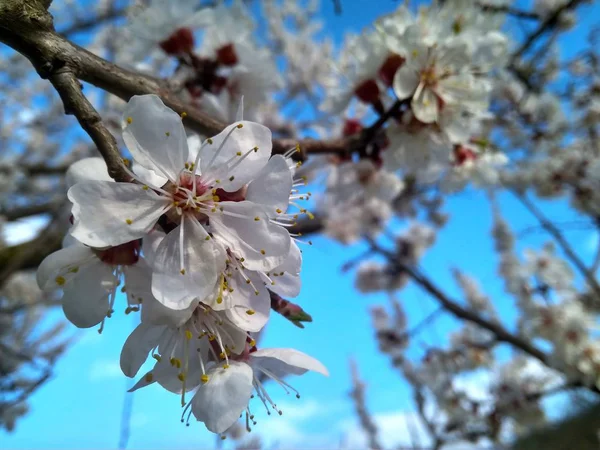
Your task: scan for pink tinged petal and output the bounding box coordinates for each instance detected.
[68,181,170,248]
[62,260,117,328]
[151,217,220,310]
[200,121,272,192]
[36,245,95,291]
[250,348,329,377]
[122,94,189,182]
[66,157,112,187]
[120,323,168,377]
[192,361,254,434]
[392,65,420,100]
[211,201,291,272]
[411,87,438,124]
[246,155,293,215]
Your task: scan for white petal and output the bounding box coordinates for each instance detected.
[273,241,302,275]
[192,361,253,434]
[120,323,168,377]
[36,245,95,291]
[141,228,166,265]
[266,272,301,298]
[235,96,244,122]
[412,87,438,123]
[122,95,189,182]
[141,288,196,327]
[250,348,329,377]
[245,155,293,215]
[68,181,170,248]
[393,65,420,100]
[211,201,291,272]
[62,260,117,328]
[133,164,168,189]
[200,121,272,192]
[151,217,221,310]
[224,271,270,332]
[128,372,155,392]
[66,157,112,187]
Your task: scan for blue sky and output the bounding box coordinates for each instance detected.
[2,1,600,449]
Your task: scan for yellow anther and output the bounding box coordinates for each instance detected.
[219,352,226,360]
[122,158,130,166]
[145,373,153,382]
[240,258,245,262]
[246,309,255,315]
[276,208,282,214]
[180,112,187,118]
[201,374,209,383]
[229,176,235,181]
[126,117,133,124]
[68,267,79,273]
[55,276,66,286]
[223,364,230,369]
[260,249,266,255]
[213,195,220,201]
[185,330,192,340]
[220,436,226,441]
[412,49,418,57]
[215,179,221,184]
[208,335,216,342]
[205,236,211,240]
[207,138,213,144]
[177,373,186,382]
[142,185,149,190]
[165,131,171,137]
[307,211,315,220]
[253,146,258,152]
[180,269,186,275]
[216,296,223,304]
[254,216,260,221]
[254,290,259,295]
[152,354,161,362]
[236,123,243,129]
[249,339,256,347]
[296,161,302,167]
[236,151,242,156]
[184,162,189,169]
[126,219,133,225]
[245,279,251,284]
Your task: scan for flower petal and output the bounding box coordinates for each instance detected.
[120,323,168,377]
[211,201,291,272]
[393,65,420,100]
[62,260,117,328]
[36,245,95,291]
[66,157,113,187]
[246,155,293,215]
[224,271,270,332]
[266,272,301,298]
[250,348,329,377]
[122,95,189,182]
[151,216,222,310]
[411,87,438,123]
[192,361,253,434]
[200,121,272,192]
[68,181,170,248]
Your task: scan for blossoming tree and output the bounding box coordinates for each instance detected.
[1,0,599,447]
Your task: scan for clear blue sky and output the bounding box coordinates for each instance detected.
[2,1,600,449]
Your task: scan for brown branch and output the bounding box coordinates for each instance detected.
[366,238,550,364]
[510,0,586,63]
[0,0,353,163]
[48,69,130,181]
[514,191,600,299]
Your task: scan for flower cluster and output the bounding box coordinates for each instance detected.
[36,95,327,435]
